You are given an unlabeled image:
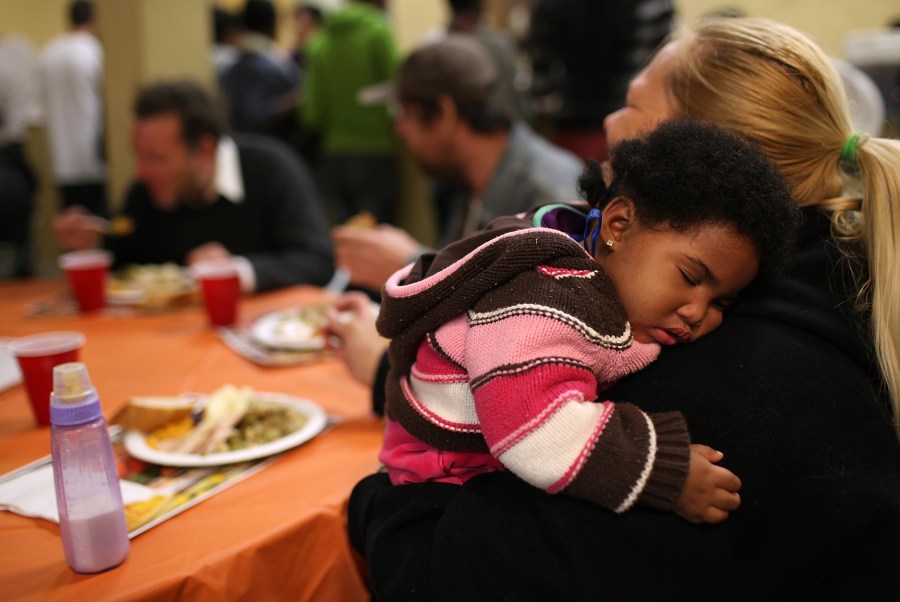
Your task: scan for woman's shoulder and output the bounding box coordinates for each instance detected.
[732,208,875,377]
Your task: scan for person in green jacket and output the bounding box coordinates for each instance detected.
[300,0,400,225]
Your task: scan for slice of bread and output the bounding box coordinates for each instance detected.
[112,396,196,433]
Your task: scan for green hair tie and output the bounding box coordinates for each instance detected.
[840,131,863,164]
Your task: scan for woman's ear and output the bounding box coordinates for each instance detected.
[599,196,636,246]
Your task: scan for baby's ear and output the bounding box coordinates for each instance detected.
[600,196,636,244]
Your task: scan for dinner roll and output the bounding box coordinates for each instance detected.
[112,396,196,433]
[345,211,378,229]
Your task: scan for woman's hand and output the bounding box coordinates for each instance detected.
[325,292,386,387]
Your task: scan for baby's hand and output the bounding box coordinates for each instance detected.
[675,444,741,524]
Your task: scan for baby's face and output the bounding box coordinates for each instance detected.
[599,223,759,346]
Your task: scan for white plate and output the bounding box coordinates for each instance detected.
[124,393,328,467]
[107,264,198,307]
[250,307,327,351]
[106,287,147,305]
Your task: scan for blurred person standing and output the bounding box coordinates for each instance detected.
[301,0,400,225]
[291,2,324,70]
[0,32,42,277]
[220,0,304,156]
[438,0,525,121]
[526,0,674,162]
[290,2,325,164]
[211,7,242,77]
[40,0,108,218]
[53,80,334,294]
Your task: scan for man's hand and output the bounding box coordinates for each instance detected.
[332,223,425,291]
[675,444,742,524]
[53,206,105,251]
[187,242,232,266]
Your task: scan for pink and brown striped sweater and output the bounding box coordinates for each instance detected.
[376,217,691,513]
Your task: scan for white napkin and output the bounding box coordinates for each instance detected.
[0,460,156,523]
[0,338,22,392]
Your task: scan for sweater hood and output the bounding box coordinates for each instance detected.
[380,225,586,340]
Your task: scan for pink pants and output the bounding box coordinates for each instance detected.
[379,419,504,485]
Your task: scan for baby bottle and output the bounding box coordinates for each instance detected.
[49,362,130,573]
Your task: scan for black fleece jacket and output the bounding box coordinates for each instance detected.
[350,208,900,601]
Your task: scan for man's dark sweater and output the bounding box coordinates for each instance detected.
[107,134,334,292]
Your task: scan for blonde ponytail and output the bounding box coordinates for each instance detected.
[855,137,900,437]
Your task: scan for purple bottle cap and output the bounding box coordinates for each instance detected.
[50,362,102,426]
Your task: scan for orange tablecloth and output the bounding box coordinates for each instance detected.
[0,279,381,601]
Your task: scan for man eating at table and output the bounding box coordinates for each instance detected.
[53,79,334,293]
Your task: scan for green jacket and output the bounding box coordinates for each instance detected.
[301,3,399,155]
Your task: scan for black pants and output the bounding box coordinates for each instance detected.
[318,153,399,226]
[0,143,36,278]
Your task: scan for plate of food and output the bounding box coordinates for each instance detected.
[249,306,329,351]
[121,385,328,467]
[107,263,199,308]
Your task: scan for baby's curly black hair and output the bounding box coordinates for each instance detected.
[579,119,801,277]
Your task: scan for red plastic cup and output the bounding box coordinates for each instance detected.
[59,250,113,312]
[192,262,241,327]
[8,331,85,426]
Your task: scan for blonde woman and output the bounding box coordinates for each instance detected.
[621,18,900,435]
[344,17,900,600]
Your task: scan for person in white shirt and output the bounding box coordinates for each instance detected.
[40,0,107,217]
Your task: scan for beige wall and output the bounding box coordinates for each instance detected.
[675,0,899,57]
[0,0,73,46]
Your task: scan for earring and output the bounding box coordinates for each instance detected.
[605,239,614,248]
